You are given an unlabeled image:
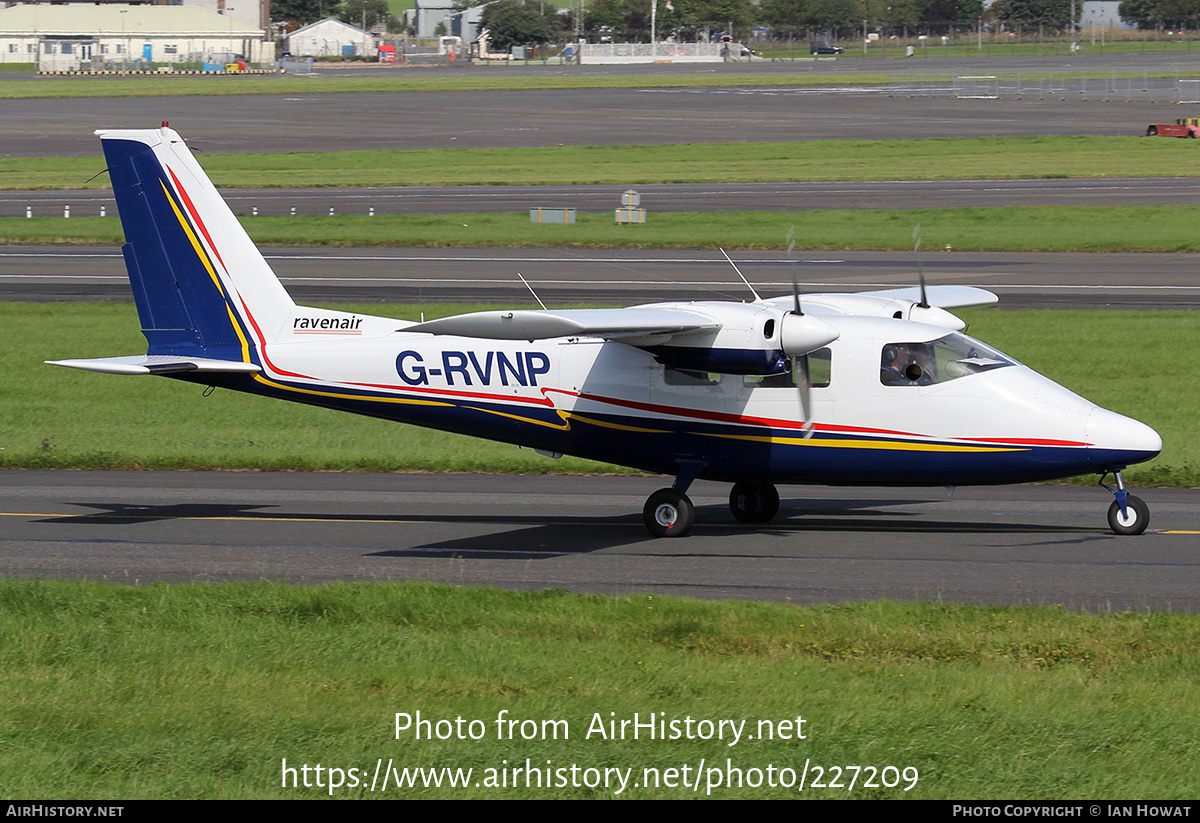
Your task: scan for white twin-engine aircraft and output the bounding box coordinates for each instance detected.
[49,127,1162,538]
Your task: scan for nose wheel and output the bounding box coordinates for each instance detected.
[1100,471,1150,536]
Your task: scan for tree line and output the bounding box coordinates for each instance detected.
[271,0,1198,48]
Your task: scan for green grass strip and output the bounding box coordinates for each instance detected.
[1,579,1198,798]
[6,63,1200,99]
[5,136,1195,190]
[7,303,1195,486]
[9,203,1200,252]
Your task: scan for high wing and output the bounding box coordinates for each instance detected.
[404,306,720,344]
[854,285,1000,309]
[765,285,999,331]
[405,301,841,375]
[403,286,997,365]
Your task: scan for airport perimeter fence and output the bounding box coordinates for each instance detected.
[885,70,1200,102]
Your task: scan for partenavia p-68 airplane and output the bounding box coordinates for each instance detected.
[49,127,1162,537]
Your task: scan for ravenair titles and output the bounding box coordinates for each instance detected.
[293,315,364,333]
[396,349,551,387]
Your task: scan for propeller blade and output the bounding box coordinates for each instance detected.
[794,354,814,440]
[792,276,803,316]
[917,262,930,309]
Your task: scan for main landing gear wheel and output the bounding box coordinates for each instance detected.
[1107,494,1149,536]
[729,481,780,523]
[643,489,695,538]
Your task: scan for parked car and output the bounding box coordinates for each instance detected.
[810,41,844,55]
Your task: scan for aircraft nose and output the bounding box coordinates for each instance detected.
[1086,408,1162,460]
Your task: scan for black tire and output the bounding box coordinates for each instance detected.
[643,489,695,538]
[1147,126,1158,136]
[729,481,780,523]
[1107,494,1149,536]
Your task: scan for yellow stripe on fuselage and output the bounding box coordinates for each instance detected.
[250,374,455,408]
[697,431,1026,453]
[563,412,668,434]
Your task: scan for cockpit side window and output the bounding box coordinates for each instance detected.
[744,348,831,389]
[664,367,722,386]
[880,334,1012,386]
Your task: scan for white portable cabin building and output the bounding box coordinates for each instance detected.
[0,4,268,69]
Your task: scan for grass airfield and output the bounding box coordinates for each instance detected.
[3,63,1199,800]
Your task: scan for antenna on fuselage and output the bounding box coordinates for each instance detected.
[721,248,761,303]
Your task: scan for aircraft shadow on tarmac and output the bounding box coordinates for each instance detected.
[41,499,1098,559]
[376,500,1100,559]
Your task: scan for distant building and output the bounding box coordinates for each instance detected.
[285,17,374,58]
[0,0,268,42]
[0,4,269,69]
[413,0,454,39]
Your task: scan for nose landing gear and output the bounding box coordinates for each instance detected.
[1100,471,1150,536]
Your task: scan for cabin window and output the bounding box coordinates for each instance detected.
[881,333,1013,386]
[663,368,722,386]
[744,349,831,389]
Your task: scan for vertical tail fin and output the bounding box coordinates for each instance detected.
[98,127,295,363]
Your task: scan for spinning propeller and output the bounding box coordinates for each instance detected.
[780,279,836,440]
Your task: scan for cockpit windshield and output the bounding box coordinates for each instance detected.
[880,333,1014,386]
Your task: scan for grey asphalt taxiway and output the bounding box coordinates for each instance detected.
[3,471,1197,611]
[5,245,1200,309]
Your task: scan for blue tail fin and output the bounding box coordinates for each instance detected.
[99,127,294,361]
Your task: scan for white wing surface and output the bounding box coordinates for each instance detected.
[404,307,721,342]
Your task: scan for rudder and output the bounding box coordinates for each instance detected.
[99,127,295,362]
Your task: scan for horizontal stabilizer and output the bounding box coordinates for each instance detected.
[405,308,720,341]
[45,355,262,376]
[857,285,999,309]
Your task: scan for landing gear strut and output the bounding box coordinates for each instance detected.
[729,481,780,523]
[1100,471,1150,536]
